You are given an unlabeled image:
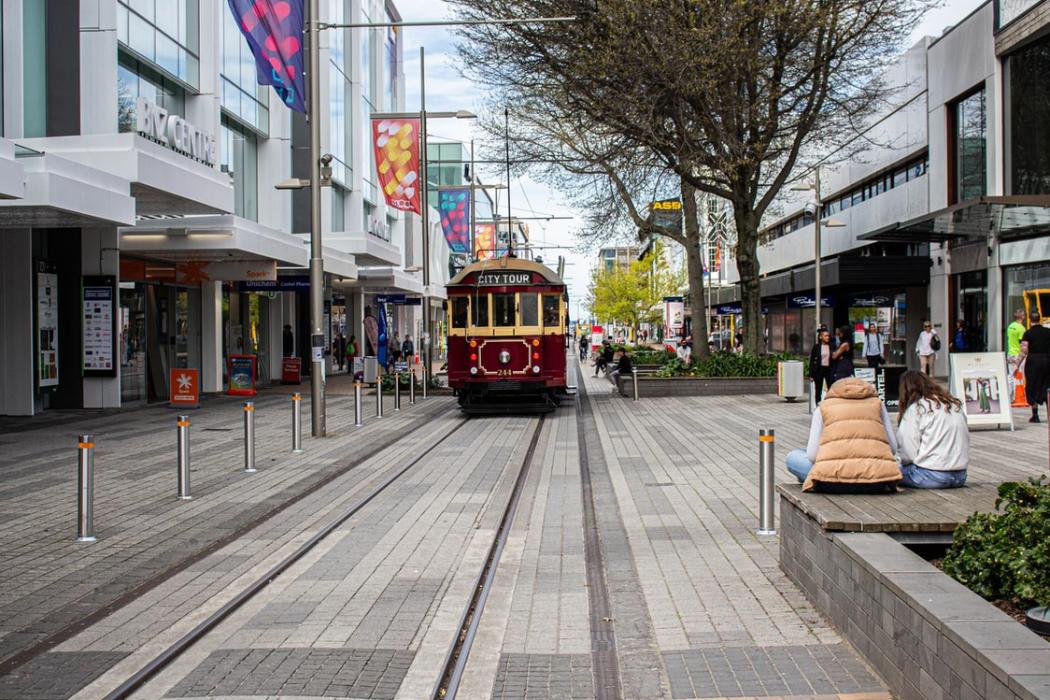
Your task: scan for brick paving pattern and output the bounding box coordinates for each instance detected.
[489,653,594,699]
[0,650,129,700]
[165,647,414,698]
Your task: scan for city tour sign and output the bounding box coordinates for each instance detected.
[136,97,218,166]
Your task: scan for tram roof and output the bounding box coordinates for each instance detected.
[448,256,564,286]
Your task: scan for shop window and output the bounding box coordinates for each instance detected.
[451,297,468,328]
[952,88,987,202]
[472,294,489,326]
[519,294,538,326]
[1007,34,1050,194]
[493,294,515,327]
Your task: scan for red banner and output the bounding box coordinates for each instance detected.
[372,118,421,214]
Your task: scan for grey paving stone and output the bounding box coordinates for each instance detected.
[165,647,414,698]
[490,653,593,700]
[0,650,129,699]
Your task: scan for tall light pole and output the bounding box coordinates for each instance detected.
[792,165,845,340]
[308,0,326,437]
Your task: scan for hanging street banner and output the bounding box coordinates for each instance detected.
[474,222,496,261]
[438,187,471,253]
[226,0,306,113]
[372,118,421,214]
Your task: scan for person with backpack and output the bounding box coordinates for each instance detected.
[916,321,939,376]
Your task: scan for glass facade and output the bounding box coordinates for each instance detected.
[221,118,259,220]
[1007,33,1050,194]
[329,0,352,185]
[117,55,187,133]
[23,0,46,137]
[361,4,377,203]
[117,0,200,87]
[220,5,269,134]
[1005,264,1050,327]
[384,16,399,110]
[953,89,986,202]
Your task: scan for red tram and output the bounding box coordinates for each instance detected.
[446,258,568,413]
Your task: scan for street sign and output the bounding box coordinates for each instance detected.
[227,355,258,396]
[170,368,200,408]
[281,357,302,385]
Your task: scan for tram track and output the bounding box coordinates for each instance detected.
[102,412,473,700]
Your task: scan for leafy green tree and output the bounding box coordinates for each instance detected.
[588,241,681,338]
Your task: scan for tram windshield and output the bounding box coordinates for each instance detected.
[451,297,468,328]
[519,294,538,326]
[493,294,515,327]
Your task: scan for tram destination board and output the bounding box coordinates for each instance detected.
[476,272,535,285]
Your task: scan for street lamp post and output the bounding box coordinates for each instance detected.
[792,165,846,339]
[308,0,326,437]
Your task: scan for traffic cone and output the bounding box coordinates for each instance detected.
[1012,369,1029,408]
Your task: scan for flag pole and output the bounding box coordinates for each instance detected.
[308,0,326,437]
[470,138,476,263]
[420,46,431,384]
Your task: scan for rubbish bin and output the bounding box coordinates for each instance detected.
[364,356,378,385]
[777,360,804,402]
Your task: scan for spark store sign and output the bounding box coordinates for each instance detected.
[136,97,218,166]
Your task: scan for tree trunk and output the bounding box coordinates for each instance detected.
[681,179,711,360]
[733,205,764,355]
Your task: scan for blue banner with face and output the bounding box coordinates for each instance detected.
[226,0,306,113]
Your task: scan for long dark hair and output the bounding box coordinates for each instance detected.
[898,369,962,423]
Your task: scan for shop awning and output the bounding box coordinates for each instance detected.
[858,196,1050,243]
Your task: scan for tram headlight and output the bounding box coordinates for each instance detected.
[470,367,478,375]
[532,365,541,374]
[499,350,511,365]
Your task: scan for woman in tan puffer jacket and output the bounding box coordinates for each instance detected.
[785,377,902,493]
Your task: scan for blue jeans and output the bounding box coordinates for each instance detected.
[785,449,813,483]
[899,464,967,489]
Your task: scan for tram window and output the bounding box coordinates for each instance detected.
[519,293,538,326]
[543,295,560,326]
[493,293,515,327]
[451,297,468,328]
[473,294,489,326]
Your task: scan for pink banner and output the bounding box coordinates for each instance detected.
[372,118,421,214]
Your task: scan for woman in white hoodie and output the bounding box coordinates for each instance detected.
[896,370,970,488]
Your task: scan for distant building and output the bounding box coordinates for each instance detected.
[598,246,640,272]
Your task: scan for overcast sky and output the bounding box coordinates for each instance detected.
[390,0,989,309]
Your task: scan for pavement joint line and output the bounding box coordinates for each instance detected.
[102,414,473,700]
[0,398,451,681]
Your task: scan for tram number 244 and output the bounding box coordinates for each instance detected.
[495,369,513,376]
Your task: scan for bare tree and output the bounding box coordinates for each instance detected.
[451,0,934,352]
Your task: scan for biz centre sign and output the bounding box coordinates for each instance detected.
[135,97,217,166]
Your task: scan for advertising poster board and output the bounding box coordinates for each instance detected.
[281,357,302,385]
[227,355,258,396]
[82,276,117,377]
[169,368,200,408]
[36,264,59,387]
[663,297,684,342]
[950,353,1014,430]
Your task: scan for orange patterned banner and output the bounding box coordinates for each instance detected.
[474,222,495,261]
[372,118,421,214]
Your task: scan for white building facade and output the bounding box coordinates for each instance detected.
[0,0,445,415]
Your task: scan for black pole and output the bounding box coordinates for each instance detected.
[505,105,515,258]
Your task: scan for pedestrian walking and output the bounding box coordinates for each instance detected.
[387,332,400,371]
[347,334,358,373]
[401,334,414,361]
[579,335,589,361]
[916,322,939,376]
[863,323,884,370]
[283,324,294,357]
[896,370,969,488]
[808,329,834,404]
[1022,312,1050,422]
[831,325,855,381]
[333,332,346,371]
[1007,308,1027,385]
[951,319,968,352]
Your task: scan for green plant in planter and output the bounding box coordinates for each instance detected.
[654,351,806,378]
[943,476,1050,607]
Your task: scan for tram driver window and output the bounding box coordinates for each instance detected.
[451,297,468,328]
[493,293,515,327]
[473,294,489,326]
[543,295,560,326]
[519,293,538,326]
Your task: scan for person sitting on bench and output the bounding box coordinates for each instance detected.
[785,377,902,493]
[895,370,969,488]
[609,349,633,386]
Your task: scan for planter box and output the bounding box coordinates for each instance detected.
[614,375,777,397]
[780,496,1050,700]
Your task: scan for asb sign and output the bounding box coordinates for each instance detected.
[136,97,218,166]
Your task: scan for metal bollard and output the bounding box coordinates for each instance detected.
[291,393,304,454]
[422,366,429,399]
[354,382,364,427]
[409,369,416,405]
[757,429,776,535]
[77,435,97,542]
[243,401,257,473]
[632,367,640,401]
[376,377,384,418]
[177,416,192,500]
[394,372,402,411]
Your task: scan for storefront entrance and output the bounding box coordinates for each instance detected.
[119,282,199,403]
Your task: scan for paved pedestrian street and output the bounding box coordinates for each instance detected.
[0,359,1046,699]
